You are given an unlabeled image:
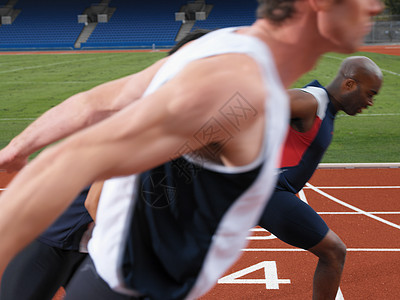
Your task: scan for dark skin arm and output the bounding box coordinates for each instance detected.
[287,89,319,133]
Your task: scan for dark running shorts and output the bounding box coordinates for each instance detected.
[258,188,329,250]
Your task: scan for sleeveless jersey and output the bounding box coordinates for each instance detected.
[88,27,289,299]
[278,80,338,193]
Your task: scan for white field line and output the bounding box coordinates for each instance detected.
[324,54,400,77]
[0,81,98,84]
[336,113,400,117]
[306,183,400,230]
[0,118,36,121]
[0,55,119,75]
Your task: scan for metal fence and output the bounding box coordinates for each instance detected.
[365,16,400,44]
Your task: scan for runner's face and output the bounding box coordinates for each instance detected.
[318,0,384,53]
[341,75,382,115]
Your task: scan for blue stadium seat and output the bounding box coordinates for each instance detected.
[0,0,257,50]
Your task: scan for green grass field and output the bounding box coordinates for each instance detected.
[0,50,399,163]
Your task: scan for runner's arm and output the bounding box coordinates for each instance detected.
[287,89,318,132]
[0,54,266,274]
[0,57,168,172]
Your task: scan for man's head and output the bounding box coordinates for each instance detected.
[312,0,384,53]
[257,0,383,53]
[256,0,297,24]
[328,56,383,116]
[169,29,212,55]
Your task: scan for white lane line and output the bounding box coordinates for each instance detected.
[336,287,344,300]
[298,189,308,204]
[318,212,400,215]
[306,183,400,230]
[241,248,400,252]
[303,186,400,189]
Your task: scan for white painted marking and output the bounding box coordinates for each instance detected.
[306,183,400,230]
[303,186,400,189]
[298,188,308,204]
[336,287,345,300]
[247,228,277,240]
[325,54,400,77]
[337,113,400,117]
[318,212,400,215]
[0,81,97,84]
[380,69,400,77]
[0,118,36,121]
[218,261,290,289]
[0,55,119,74]
[241,248,400,252]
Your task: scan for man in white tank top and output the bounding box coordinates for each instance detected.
[0,0,383,298]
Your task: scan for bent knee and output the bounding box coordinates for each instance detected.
[309,230,347,264]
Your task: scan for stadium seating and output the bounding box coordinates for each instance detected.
[0,0,257,51]
[81,0,185,49]
[0,0,91,49]
[194,0,256,31]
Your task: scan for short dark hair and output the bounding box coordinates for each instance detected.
[169,29,213,55]
[257,0,297,24]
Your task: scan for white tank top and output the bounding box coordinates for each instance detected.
[89,27,289,298]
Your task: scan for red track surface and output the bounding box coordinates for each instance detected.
[1,167,399,299]
[0,44,399,56]
[201,167,400,299]
[358,45,400,56]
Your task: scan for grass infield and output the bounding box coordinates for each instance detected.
[0,51,398,163]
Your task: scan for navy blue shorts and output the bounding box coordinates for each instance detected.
[258,188,329,250]
[65,257,146,300]
[0,240,87,300]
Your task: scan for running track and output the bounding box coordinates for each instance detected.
[1,167,399,299]
[0,44,399,299]
[201,166,400,300]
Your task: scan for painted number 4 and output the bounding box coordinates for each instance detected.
[218,261,290,289]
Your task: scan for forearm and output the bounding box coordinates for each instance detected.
[1,58,168,171]
[0,143,96,274]
[8,93,104,159]
[0,93,112,172]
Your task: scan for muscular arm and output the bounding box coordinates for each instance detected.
[287,89,318,132]
[0,54,266,274]
[0,58,167,172]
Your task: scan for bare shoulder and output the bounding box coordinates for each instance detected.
[170,53,267,113]
[288,88,319,119]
